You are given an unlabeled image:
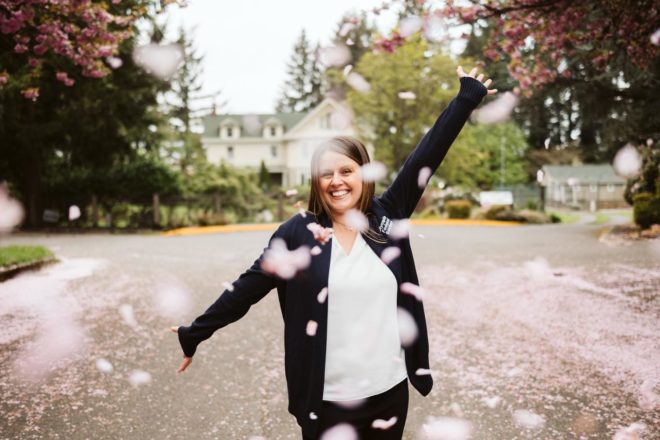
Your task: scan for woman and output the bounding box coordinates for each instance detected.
[171,67,496,439]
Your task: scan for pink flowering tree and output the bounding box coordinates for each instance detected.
[0,0,176,99]
[367,0,659,94]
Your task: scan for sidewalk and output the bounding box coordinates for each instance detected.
[162,218,521,237]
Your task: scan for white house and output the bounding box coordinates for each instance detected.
[201,98,372,187]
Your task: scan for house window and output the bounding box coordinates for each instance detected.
[226,127,233,138]
[270,126,277,136]
[271,145,277,158]
[589,184,597,192]
[319,113,331,129]
[606,184,614,192]
[227,146,234,159]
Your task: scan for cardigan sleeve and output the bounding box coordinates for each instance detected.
[177,224,287,358]
[378,77,488,218]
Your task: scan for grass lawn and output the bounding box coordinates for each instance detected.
[592,212,610,225]
[0,245,54,268]
[549,211,581,224]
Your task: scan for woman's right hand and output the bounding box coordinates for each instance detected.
[170,326,192,373]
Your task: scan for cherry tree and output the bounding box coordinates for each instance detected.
[355,0,659,93]
[0,0,178,98]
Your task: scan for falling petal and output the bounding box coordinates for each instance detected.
[639,379,659,410]
[154,283,191,319]
[381,246,401,264]
[317,287,328,303]
[119,304,138,328]
[415,368,432,376]
[309,412,318,420]
[360,161,387,182]
[420,416,471,440]
[318,45,352,68]
[261,238,311,279]
[306,320,318,336]
[506,366,524,377]
[613,422,646,440]
[473,91,518,124]
[401,282,426,301]
[390,219,410,240]
[286,189,298,196]
[345,209,368,232]
[0,183,25,232]
[400,16,423,37]
[106,56,123,69]
[222,281,235,292]
[398,91,416,100]
[320,423,358,440]
[307,222,334,245]
[647,138,654,147]
[372,416,398,429]
[299,209,307,218]
[330,111,352,130]
[132,43,184,80]
[417,167,432,189]
[68,205,81,221]
[483,396,501,409]
[342,64,353,77]
[651,28,660,46]
[339,22,355,37]
[128,369,152,387]
[544,137,550,149]
[613,143,642,178]
[513,409,545,430]
[346,72,371,92]
[397,307,418,347]
[423,15,448,42]
[96,358,113,373]
[242,114,261,133]
[310,246,322,256]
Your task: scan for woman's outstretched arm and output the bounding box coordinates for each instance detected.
[170,225,288,373]
[378,66,496,219]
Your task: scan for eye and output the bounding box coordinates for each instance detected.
[342,168,352,175]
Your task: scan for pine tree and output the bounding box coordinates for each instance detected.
[276,30,324,113]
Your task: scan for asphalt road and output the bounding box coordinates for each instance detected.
[0,223,658,439]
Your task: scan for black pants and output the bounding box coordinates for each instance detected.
[303,379,409,440]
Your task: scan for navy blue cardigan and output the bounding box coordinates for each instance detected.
[178,77,487,438]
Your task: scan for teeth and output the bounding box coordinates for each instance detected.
[332,190,348,197]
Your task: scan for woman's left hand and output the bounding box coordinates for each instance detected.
[457,65,498,95]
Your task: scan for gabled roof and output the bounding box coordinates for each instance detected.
[202,112,307,137]
[541,164,626,184]
[283,98,352,138]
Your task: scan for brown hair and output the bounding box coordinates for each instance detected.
[307,136,387,243]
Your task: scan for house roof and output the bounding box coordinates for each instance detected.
[202,112,307,137]
[541,164,626,184]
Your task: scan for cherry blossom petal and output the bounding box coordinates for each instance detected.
[417,167,432,188]
[473,91,518,124]
[317,287,328,303]
[318,45,351,68]
[401,282,426,301]
[345,209,368,232]
[397,307,418,347]
[96,358,113,373]
[613,143,642,178]
[381,246,401,264]
[360,161,387,182]
[372,416,398,430]
[400,16,423,37]
[346,72,371,92]
[320,423,358,440]
[128,369,152,387]
[68,205,81,221]
[420,416,471,440]
[306,320,318,336]
[133,43,184,80]
[513,409,545,430]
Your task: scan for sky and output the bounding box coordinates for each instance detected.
[162,0,399,114]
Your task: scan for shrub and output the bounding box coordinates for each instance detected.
[549,213,562,223]
[517,209,551,224]
[633,192,660,229]
[484,204,510,220]
[445,200,471,219]
[526,200,538,210]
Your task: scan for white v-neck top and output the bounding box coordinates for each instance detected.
[323,233,407,401]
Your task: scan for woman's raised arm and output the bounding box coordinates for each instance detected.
[378,66,496,219]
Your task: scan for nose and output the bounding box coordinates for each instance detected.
[329,171,342,186]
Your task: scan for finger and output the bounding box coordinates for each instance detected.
[178,358,191,373]
[456,65,466,77]
[483,78,492,88]
[468,67,478,77]
[170,326,179,333]
[476,73,484,82]
[487,88,498,95]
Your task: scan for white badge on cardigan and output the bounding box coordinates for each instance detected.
[378,216,393,235]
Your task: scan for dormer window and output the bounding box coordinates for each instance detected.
[270,126,276,136]
[227,127,233,138]
[263,117,282,138]
[220,118,240,139]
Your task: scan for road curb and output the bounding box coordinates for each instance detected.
[0,256,58,282]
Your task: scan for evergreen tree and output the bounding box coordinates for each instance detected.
[258,160,272,190]
[276,30,324,113]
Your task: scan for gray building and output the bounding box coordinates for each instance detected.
[540,164,628,210]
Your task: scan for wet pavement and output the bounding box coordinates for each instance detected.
[0,223,658,439]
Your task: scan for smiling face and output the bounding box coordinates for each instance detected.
[318,150,363,217]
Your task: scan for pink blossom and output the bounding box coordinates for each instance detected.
[21,87,39,100]
[14,43,28,53]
